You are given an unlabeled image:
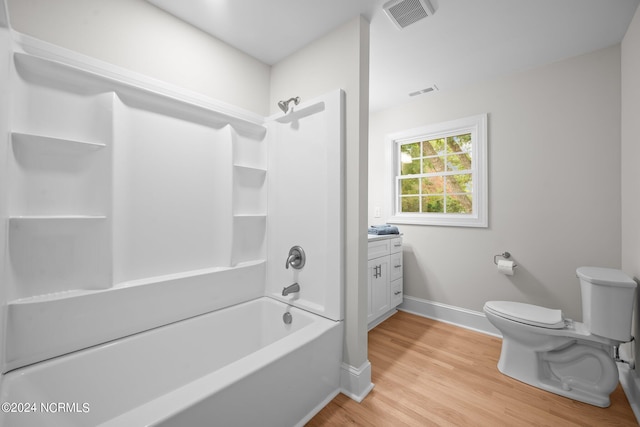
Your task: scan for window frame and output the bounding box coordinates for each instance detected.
[387,114,488,227]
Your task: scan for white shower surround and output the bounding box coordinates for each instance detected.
[3,32,270,372]
[0,28,345,425]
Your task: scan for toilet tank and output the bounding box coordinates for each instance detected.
[577,266,637,342]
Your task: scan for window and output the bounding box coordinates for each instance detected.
[387,114,487,227]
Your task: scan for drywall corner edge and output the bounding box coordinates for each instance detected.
[0,0,8,28]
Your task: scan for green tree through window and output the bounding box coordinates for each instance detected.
[399,133,473,214]
[388,114,488,228]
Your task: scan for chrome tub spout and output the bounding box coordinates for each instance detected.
[282,283,300,296]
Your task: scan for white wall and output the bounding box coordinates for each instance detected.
[6,0,270,115]
[370,45,622,321]
[271,17,370,370]
[621,4,640,366]
[0,0,10,377]
[0,0,6,27]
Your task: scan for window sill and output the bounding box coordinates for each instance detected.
[388,214,487,228]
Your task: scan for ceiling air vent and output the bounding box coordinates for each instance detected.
[383,0,435,30]
[409,84,439,97]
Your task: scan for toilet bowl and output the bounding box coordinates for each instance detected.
[484,266,637,407]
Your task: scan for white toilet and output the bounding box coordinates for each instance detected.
[484,266,637,407]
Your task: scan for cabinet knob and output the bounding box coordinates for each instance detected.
[394,291,402,295]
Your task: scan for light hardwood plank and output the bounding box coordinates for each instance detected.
[307,311,638,426]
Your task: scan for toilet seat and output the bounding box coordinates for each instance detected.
[484,301,565,329]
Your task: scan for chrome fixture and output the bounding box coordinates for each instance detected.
[493,251,511,265]
[283,312,293,324]
[282,282,300,296]
[493,251,518,267]
[285,245,305,269]
[277,96,300,114]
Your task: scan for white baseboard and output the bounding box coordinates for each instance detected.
[340,360,374,403]
[399,295,501,337]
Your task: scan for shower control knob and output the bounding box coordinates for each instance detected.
[285,246,306,270]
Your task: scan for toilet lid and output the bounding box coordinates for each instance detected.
[484,301,565,329]
[576,266,637,288]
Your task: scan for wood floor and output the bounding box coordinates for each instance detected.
[307,311,638,426]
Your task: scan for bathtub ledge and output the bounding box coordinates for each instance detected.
[4,261,265,373]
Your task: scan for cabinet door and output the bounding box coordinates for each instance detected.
[368,256,390,322]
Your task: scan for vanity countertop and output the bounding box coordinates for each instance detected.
[367,233,402,242]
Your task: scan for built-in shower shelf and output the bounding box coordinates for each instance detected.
[12,132,106,153]
[9,215,107,221]
[233,164,266,174]
[233,214,267,223]
[233,165,266,216]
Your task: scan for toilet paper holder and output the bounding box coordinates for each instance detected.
[494,251,518,268]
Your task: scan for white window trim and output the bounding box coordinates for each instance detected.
[386,114,488,227]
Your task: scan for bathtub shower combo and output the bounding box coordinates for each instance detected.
[0,25,345,427]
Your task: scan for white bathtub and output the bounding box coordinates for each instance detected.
[0,297,343,427]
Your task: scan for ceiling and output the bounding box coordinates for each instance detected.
[147,0,639,112]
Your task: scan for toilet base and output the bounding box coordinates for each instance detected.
[497,338,619,407]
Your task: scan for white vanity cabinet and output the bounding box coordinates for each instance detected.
[367,235,403,329]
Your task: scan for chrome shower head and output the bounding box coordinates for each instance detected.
[277,97,300,114]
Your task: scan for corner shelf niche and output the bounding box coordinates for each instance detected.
[233,164,266,216]
[8,122,111,302]
[231,214,266,266]
[231,126,267,266]
[10,131,109,217]
[8,216,111,300]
